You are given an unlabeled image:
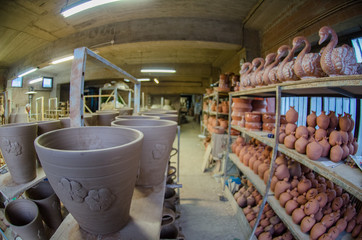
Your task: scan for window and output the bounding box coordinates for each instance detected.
[351,37,362,63]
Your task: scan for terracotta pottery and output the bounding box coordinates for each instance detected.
[275,164,290,180]
[5,199,46,240]
[347,114,355,132]
[291,177,300,189]
[292,206,306,224]
[329,130,342,146]
[262,123,275,132]
[328,226,341,239]
[348,131,354,143]
[231,98,253,112]
[338,113,351,132]
[271,176,279,192]
[298,177,312,194]
[297,193,308,205]
[34,127,144,234]
[352,224,362,238]
[306,111,317,127]
[245,122,262,131]
[344,204,356,221]
[236,196,247,208]
[115,115,160,120]
[328,111,338,129]
[288,161,302,178]
[112,119,177,186]
[341,143,349,159]
[278,132,287,144]
[295,136,309,154]
[317,111,330,130]
[37,120,61,136]
[295,126,308,139]
[307,126,316,137]
[275,178,291,199]
[346,219,356,233]
[315,128,327,141]
[252,99,267,112]
[306,139,323,160]
[262,113,275,123]
[319,137,331,157]
[279,191,293,207]
[285,123,297,135]
[322,213,336,228]
[259,232,272,240]
[352,138,358,155]
[0,123,37,184]
[284,133,296,149]
[301,215,316,233]
[310,222,327,240]
[318,26,358,76]
[143,113,178,122]
[316,192,328,208]
[285,197,299,215]
[245,112,261,122]
[306,188,318,200]
[286,106,298,123]
[305,199,320,216]
[341,193,350,206]
[330,145,343,162]
[25,181,62,229]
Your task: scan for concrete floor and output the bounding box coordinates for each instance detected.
[172,117,244,240]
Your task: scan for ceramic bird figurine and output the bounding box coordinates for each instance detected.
[318,26,358,76]
[239,62,252,88]
[256,53,276,86]
[251,58,265,87]
[277,45,299,82]
[268,45,289,84]
[293,36,325,79]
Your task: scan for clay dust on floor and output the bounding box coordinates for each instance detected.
[171,117,244,240]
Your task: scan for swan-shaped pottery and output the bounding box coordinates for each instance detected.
[263,50,285,85]
[268,46,289,84]
[293,36,325,79]
[319,26,358,76]
[240,62,253,88]
[277,44,299,82]
[251,58,265,87]
[256,53,276,86]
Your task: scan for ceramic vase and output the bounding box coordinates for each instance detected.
[9,107,17,123]
[5,199,47,240]
[112,119,177,186]
[36,120,61,136]
[34,126,144,234]
[25,181,63,229]
[0,123,37,183]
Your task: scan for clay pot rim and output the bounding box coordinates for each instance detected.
[5,199,40,227]
[245,112,262,115]
[35,120,61,124]
[111,119,177,128]
[0,122,37,129]
[115,115,160,120]
[95,112,119,116]
[35,126,144,153]
[25,181,55,201]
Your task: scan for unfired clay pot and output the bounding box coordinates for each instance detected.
[112,119,177,186]
[36,120,61,136]
[306,139,323,160]
[96,112,119,126]
[317,111,330,130]
[34,127,144,234]
[0,123,37,184]
[307,111,317,127]
[286,106,298,123]
[143,113,178,122]
[118,107,133,115]
[328,111,338,129]
[25,181,63,229]
[5,199,47,240]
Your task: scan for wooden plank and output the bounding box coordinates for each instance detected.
[223,185,257,240]
[51,178,167,240]
[0,167,46,201]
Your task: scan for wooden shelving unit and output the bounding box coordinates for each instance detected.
[225,75,362,240]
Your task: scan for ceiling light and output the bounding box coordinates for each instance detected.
[29,78,43,84]
[61,0,120,17]
[18,68,38,78]
[51,56,74,64]
[154,78,159,84]
[124,79,130,82]
[137,78,150,81]
[141,69,176,73]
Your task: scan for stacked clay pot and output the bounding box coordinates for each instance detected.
[262,113,275,133]
[252,99,267,113]
[231,98,252,128]
[283,106,298,149]
[233,180,294,240]
[245,112,262,131]
[221,100,229,114]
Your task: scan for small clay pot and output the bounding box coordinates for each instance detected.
[297,194,308,205]
[285,197,299,215]
[296,126,309,139]
[341,143,349,159]
[280,115,288,124]
[346,219,356,233]
[301,215,316,233]
[322,213,336,228]
[306,188,318,200]
[339,131,348,144]
[339,113,351,132]
[336,218,347,232]
[315,128,327,141]
[245,112,262,122]
[275,164,290,180]
[332,197,343,211]
[310,222,327,240]
[330,145,343,162]
[279,190,293,207]
[284,133,296,149]
[298,177,312,194]
[236,196,247,208]
[278,132,287,144]
[286,106,298,123]
[317,111,330,130]
[245,122,262,130]
[315,192,328,208]
[295,136,309,154]
[307,111,317,127]
[275,178,291,199]
[262,113,275,123]
[328,111,338,129]
[329,130,342,146]
[288,161,302,178]
[285,123,297,135]
[307,126,316,137]
[306,139,323,160]
[319,137,331,157]
[262,123,275,132]
[304,199,320,215]
[292,206,306,224]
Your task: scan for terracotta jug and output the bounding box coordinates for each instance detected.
[315,192,328,208]
[112,119,177,186]
[330,145,343,162]
[286,106,298,123]
[315,128,327,141]
[298,177,312,194]
[306,139,323,160]
[310,222,327,240]
[279,190,293,207]
[285,123,297,135]
[295,126,308,139]
[35,126,144,234]
[275,164,290,180]
[338,113,351,132]
[317,111,330,130]
[319,137,331,157]
[347,114,355,132]
[306,188,318,200]
[307,111,317,127]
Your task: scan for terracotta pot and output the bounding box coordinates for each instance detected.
[112,119,177,186]
[306,139,323,160]
[262,123,275,132]
[25,181,62,229]
[252,99,267,112]
[315,128,327,141]
[307,126,316,136]
[306,188,318,200]
[292,206,306,224]
[317,111,330,130]
[275,178,291,199]
[329,130,342,146]
[262,113,275,123]
[295,136,309,154]
[301,215,316,233]
[295,126,308,139]
[347,114,355,132]
[5,199,47,240]
[298,177,312,194]
[279,191,293,207]
[319,137,331,157]
[304,199,320,215]
[284,133,296,149]
[288,161,302,178]
[339,113,351,132]
[285,198,299,215]
[330,145,343,162]
[316,192,328,208]
[285,123,297,135]
[286,106,298,123]
[307,111,317,127]
[34,127,144,234]
[115,115,160,120]
[245,112,261,122]
[36,120,61,136]
[0,123,37,184]
[328,111,338,129]
[310,222,327,240]
[280,115,287,124]
[118,107,134,116]
[245,122,262,131]
[143,113,178,122]
[275,164,290,180]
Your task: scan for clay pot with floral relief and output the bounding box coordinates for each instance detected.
[34,126,144,234]
[112,119,177,187]
[0,123,38,184]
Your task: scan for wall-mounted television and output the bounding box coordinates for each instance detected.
[42,77,53,89]
[11,77,23,88]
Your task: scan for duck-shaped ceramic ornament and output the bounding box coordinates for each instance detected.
[293,36,325,79]
[257,53,276,86]
[277,44,299,82]
[251,58,265,87]
[239,62,253,88]
[318,26,358,76]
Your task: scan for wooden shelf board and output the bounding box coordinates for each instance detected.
[204,92,229,99]
[0,166,46,201]
[51,178,167,240]
[231,125,362,202]
[224,185,257,240]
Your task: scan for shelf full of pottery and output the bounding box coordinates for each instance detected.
[229,136,361,240]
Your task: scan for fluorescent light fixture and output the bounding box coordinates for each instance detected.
[124,79,130,82]
[18,68,38,78]
[141,69,176,73]
[154,78,159,84]
[61,0,120,17]
[29,77,43,84]
[51,56,74,64]
[137,78,150,81]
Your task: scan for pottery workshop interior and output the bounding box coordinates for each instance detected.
[0,0,362,239]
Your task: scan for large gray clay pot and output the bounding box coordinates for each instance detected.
[111,119,177,186]
[36,120,61,136]
[142,113,178,122]
[60,115,93,128]
[115,115,160,120]
[5,199,47,240]
[118,107,133,115]
[34,126,143,234]
[0,123,37,183]
[25,181,63,229]
[96,112,119,126]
